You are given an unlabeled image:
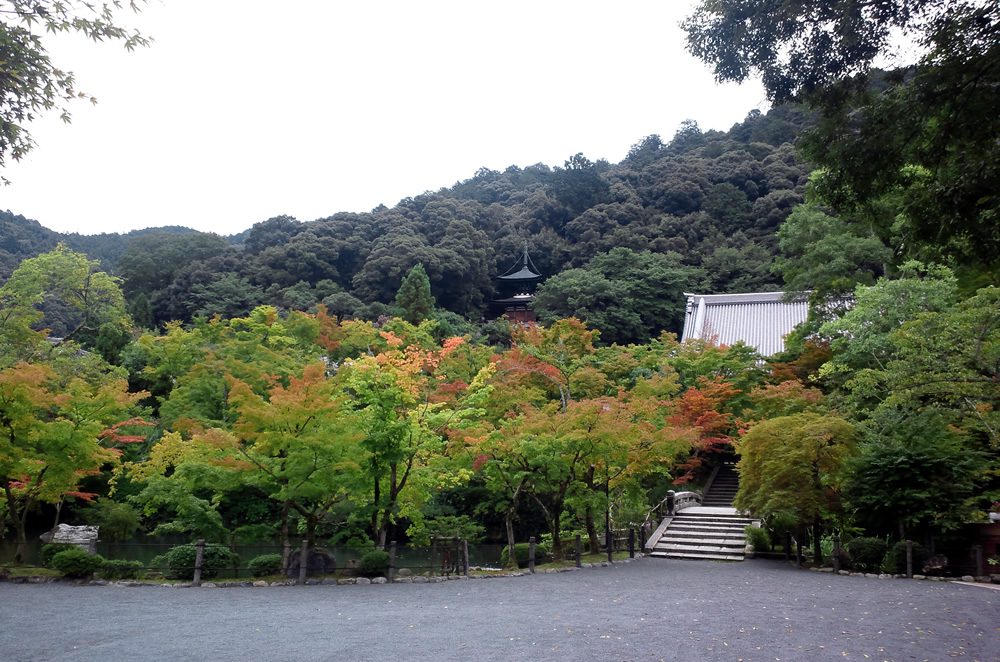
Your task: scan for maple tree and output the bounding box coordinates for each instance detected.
[0,362,144,560]
[735,413,858,563]
[341,333,489,548]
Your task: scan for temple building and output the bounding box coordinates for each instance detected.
[681,291,810,357]
[493,242,543,323]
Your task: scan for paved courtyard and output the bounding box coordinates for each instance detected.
[1,558,997,661]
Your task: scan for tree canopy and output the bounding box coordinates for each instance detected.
[0,0,149,171]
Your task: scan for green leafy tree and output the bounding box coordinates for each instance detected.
[735,413,858,563]
[683,0,1000,268]
[818,261,958,415]
[534,249,705,345]
[0,0,150,171]
[0,244,132,364]
[0,362,143,560]
[394,263,435,324]
[847,410,985,539]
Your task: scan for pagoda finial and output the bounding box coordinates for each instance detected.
[522,240,529,267]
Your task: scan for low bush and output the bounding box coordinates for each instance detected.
[500,542,551,568]
[846,537,887,572]
[162,543,239,580]
[248,553,283,578]
[885,541,927,575]
[40,543,70,568]
[51,548,106,579]
[359,550,390,577]
[744,526,771,552]
[99,559,144,580]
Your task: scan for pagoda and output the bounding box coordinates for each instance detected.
[493,241,542,323]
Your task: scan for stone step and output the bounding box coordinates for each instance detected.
[658,538,745,549]
[670,519,750,527]
[671,517,752,526]
[662,531,746,542]
[665,524,747,533]
[668,523,748,532]
[656,543,746,554]
[649,551,744,561]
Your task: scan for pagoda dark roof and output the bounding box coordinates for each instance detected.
[494,293,535,304]
[498,266,541,280]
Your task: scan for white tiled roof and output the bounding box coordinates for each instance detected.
[681,291,809,357]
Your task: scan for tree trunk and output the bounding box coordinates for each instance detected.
[504,507,518,570]
[279,500,291,572]
[370,472,381,544]
[812,516,822,565]
[585,506,599,554]
[5,484,28,563]
[550,504,563,559]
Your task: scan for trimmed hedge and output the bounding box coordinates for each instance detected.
[744,526,771,552]
[99,559,144,580]
[161,543,239,580]
[247,553,283,578]
[846,537,887,572]
[359,550,390,577]
[500,542,551,568]
[40,543,69,568]
[51,548,106,579]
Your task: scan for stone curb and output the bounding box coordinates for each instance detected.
[1,554,649,588]
[806,565,1000,585]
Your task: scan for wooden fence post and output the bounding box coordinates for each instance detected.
[192,539,205,587]
[575,534,582,568]
[389,540,397,583]
[832,534,841,572]
[628,528,635,559]
[906,540,913,578]
[528,537,536,574]
[297,539,309,585]
[462,539,470,578]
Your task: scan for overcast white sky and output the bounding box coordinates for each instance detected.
[1,0,767,236]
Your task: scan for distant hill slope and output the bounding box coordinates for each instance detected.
[1,103,814,342]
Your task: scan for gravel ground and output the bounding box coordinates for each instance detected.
[1,558,997,661]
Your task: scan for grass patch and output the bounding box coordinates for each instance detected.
[3,566,62,578]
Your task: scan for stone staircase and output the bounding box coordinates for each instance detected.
[701,463,739,508]
[649,464,758,561]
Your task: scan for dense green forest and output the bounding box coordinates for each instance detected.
[2,103,814,344]
[1,0,997,576]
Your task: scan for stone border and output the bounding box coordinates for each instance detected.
[1,555,647,588]
[807,566,1000,585]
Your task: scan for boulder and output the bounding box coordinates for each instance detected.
[39,524,100,554]
[285,547,335,579]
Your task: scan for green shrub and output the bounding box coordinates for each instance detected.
[885,541,927,574]
[359,550,390,577]
[51,548,106,578]
[162,543,239,580]
[40,543,70,568]
[500,542,551,568]
[99,559,144,580]
[744,526,771,552]
[248,553,284,578]
[846,537,887,572]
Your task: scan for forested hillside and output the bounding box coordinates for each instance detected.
[1,104,813,343]
[1,0,997,578]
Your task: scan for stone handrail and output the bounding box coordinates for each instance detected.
[672,491,702,512]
